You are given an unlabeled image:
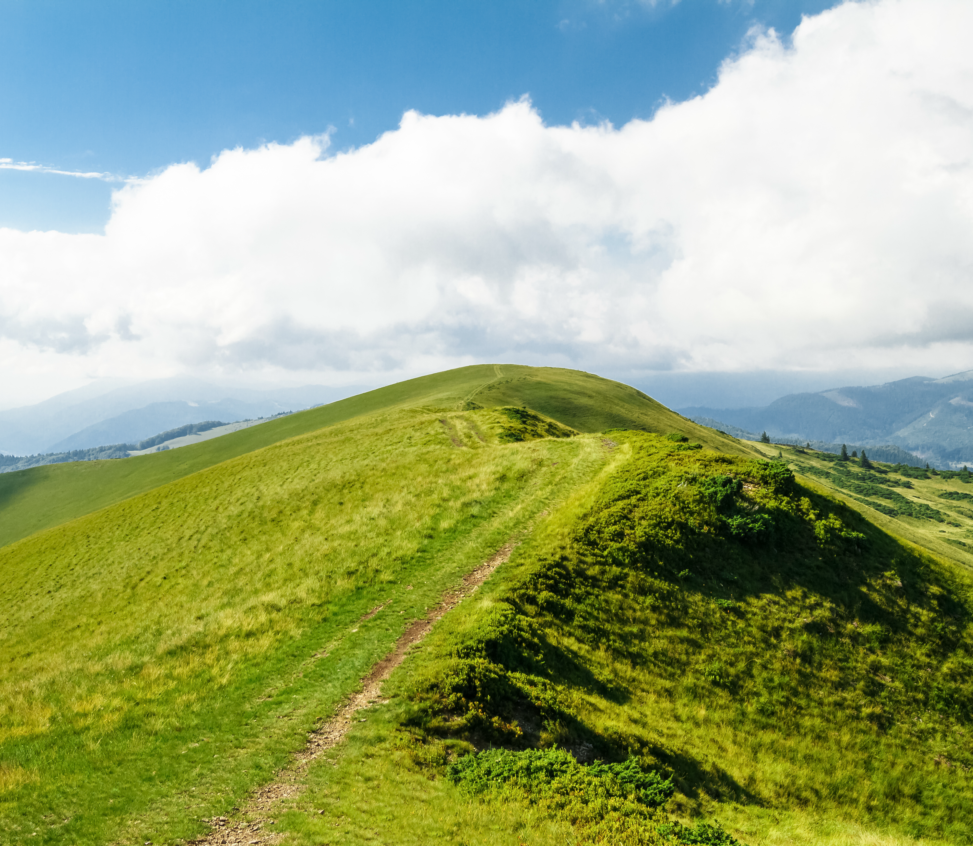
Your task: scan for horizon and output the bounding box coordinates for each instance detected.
[1,362,965,418]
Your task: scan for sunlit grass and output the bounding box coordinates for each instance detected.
[0,364,753,551]
[8,369,962,846]
[353,432,973,845]
[0,405,607,845]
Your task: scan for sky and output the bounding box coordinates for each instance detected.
[2,0,971,409]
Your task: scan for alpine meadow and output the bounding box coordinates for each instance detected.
[1,365,972,846]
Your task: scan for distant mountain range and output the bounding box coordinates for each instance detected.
[682,370,973,468]
[0,377,364,456]
[687,416,927,467]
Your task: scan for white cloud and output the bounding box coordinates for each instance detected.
[2,0,973,404]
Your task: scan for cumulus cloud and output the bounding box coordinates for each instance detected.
[2,0,973,403]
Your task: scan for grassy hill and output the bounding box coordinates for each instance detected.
[2,366,972,846]
[300,433,973,845]
[0,365,747,550]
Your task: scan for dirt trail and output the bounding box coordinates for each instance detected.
[189,544,515,846]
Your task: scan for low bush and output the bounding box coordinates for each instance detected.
[447,747,738,845]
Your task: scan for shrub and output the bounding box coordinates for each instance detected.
[658,820,743,845]
[699,475,742,513]
[448,748,677,834]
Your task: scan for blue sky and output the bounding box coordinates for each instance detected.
[1,0,839,233]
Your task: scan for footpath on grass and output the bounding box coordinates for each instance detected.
[190,543,516,846]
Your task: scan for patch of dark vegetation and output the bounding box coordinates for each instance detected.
[494,407,577,443]
[940,490,973,503]
[793,460,946,522]
[938,468,973,482]
[446,747,737,845]
[132,420,227,450]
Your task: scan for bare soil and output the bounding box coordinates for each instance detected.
[188,544,514,846]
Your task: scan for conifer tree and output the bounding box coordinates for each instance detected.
[840,444,849,461]
[860,450,872,469]
[760,431,770,443]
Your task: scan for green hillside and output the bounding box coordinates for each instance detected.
[0,364,747,550]
[0,404,603,845]
[295,434,973,846]
[2,368,971,846]
[748,440,973,573]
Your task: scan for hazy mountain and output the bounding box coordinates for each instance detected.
[682,370,973,467]
[0,377,365,455]
[49,400,278,452]
[687,415,926,467]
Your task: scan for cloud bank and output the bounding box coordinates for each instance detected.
[2,0,973,403]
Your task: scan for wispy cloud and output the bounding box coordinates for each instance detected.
[0,158,128,182]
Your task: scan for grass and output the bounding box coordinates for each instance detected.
[0,405,607,845]
[266,432,973,845]
[0,365,752,551]
[5,370,972,846]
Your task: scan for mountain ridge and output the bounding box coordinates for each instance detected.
[681,370,973,467]
[3,365,973,846]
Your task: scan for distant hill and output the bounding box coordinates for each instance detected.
[0,377,362,455]
[48,400,268,452]
[0,420,240,475]
[689,416,927,467]
[682,370,973,468]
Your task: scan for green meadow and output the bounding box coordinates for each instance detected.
[2,365,972,845]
